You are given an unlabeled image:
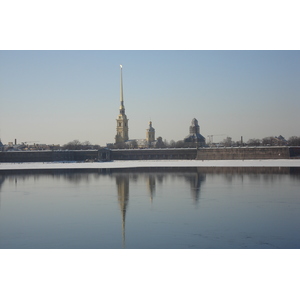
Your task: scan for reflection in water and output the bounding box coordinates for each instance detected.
[0,175,4,210]
[0,167,299,248]
[113,172,206,248]
[184,172,206,203]
[147,175,156,203]
[115,175,129,249]
[0,176,4,192]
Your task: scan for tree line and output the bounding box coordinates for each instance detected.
[242,136,300,147]
[61,135,300,150]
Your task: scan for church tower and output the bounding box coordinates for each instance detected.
[184,118,206,147]
[115,65,129,144]
[146,121,155,144]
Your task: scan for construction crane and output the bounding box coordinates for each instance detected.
[207,134,226,145]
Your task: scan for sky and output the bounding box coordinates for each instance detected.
[1,50,299,146]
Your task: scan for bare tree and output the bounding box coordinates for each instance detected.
[169,140,176,148]
[82,141,92,150]
[247,138,261,146]
[262,136,276,146]
[288,136,300,146]
[175,140,185,148]
[63,140,100,150]
[223,137,232,147]
[63,140,82,150]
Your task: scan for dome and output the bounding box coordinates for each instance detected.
[191,118,198,126]
[148,121,155,132]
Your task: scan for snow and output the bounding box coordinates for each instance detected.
[1,159,300,170]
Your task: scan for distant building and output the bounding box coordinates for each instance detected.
[0,139,3,151]
[124,121,156,148]
[274,135,287,146]
[184,118,206,147]
[146,121,155,145]
[115,65,129,144]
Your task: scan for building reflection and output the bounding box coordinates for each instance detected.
[0,175,4,209]
[114,170,207,247]
[115,175,129,249]
[184,171,206,203]
[146,175,156,203]
[0,175,4,190]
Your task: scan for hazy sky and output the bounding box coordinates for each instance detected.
[0,50,299,146]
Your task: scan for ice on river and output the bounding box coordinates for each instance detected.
[1,159,300,170]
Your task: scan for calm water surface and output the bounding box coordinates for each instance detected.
[0,167,299,249]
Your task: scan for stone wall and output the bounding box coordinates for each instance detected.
[196,147,291,160]
[111,148,197,160]
[0,149,111,163]
[289,147,300,158]
[0,147,299,163]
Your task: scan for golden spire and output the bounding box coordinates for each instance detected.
[119,65,125,113]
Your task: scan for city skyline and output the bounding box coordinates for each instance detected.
[0,50,299,146]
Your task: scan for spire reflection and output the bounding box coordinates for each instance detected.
[115,175,129,249]
[0,175,4,210]
[146,174,156,203]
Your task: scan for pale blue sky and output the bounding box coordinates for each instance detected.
[1,50,299,146]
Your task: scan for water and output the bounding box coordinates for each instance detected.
[0,167,299,249]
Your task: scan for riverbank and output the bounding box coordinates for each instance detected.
[1,159,300,170]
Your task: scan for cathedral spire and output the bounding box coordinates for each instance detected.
[115,65,129,144]
[120,65,124,113]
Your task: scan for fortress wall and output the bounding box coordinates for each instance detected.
[110,149,197,160]
[289,147,300,158]
[0,150,99,163]
[0,147,298,163]
[196,147,291,160]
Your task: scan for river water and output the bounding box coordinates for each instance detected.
[0,167,299,249]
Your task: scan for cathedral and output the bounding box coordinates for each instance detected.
[114,65,156,148]
[114,66,205,148]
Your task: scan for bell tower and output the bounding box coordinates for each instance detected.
[146,121,155,144]
[115,65,129,144]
